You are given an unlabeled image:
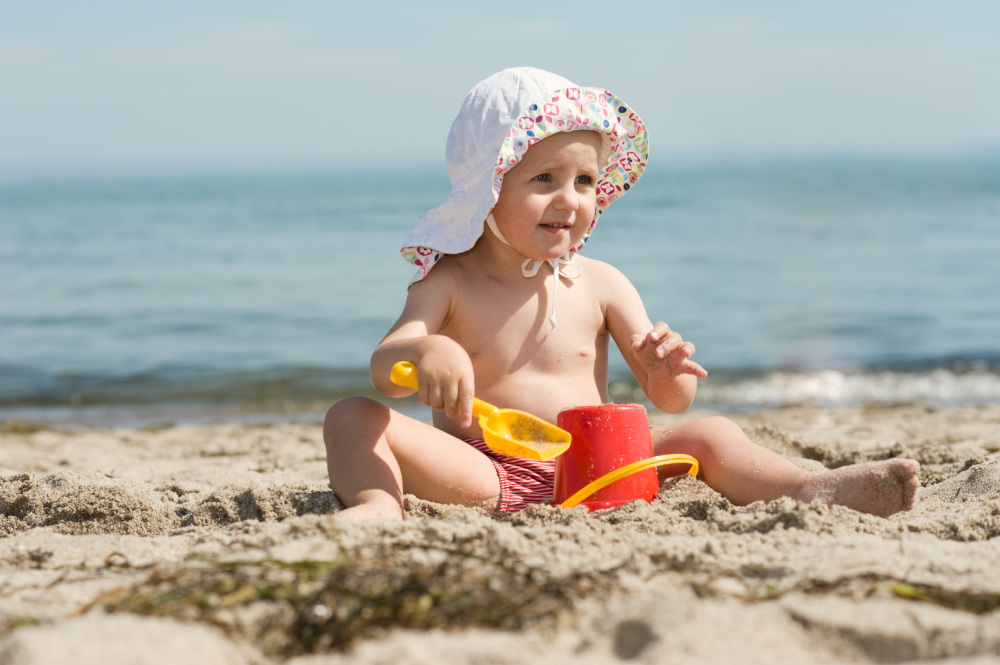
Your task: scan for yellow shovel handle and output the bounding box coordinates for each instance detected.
[390,362,499,419]
[390,361,419,390]
[559,454,700,509]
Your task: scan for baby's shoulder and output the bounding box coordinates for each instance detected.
[412,255,465,291]
[576,255,634,288]
[404,257,466,313]
[575,256,642,316]
[406,254,486,314]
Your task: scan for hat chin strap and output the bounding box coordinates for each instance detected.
[485,214,582,330]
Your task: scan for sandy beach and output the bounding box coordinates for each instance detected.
[2,404,1000,664]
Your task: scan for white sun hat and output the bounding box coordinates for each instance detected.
[401,66,649,285]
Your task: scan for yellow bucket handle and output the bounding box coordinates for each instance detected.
[558,454,700,509]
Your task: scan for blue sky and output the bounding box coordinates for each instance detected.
[2,1,998,173]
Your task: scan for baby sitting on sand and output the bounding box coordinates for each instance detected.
[323,67,920,520]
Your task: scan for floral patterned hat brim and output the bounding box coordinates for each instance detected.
[494,86,648,253]
[401,86,648,279]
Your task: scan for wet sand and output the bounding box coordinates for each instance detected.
[2,404,1000,664]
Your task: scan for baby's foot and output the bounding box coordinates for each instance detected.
[801,458,920,517]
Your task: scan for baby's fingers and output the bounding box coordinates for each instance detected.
[631,322,666,348]
[418,381,441,411]
[670,342,707,378]
[650,330,686,359]
[682,358,709,378]
[442,382,461,420]
[457,379,475,429]
[439,377,475,427]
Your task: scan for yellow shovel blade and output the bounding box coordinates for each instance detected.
[476,403,571,461]
[390,361,571,461]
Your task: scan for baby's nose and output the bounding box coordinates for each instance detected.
[552,184,582,210]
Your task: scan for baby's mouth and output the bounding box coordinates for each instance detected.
[541,221,571,230]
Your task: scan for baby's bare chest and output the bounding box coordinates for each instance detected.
[442,278,607,376]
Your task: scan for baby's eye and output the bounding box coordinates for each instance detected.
[533,174,551,182]
[576,175,594,185]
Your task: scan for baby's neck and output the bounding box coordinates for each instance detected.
[473,232,573,280]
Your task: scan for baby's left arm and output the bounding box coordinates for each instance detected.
[629,321,707,410]
[598,262,706,414]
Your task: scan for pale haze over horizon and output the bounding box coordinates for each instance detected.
[2,1,999,175]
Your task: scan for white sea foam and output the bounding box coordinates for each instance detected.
[694,367,1000,409]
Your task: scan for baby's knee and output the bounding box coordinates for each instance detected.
[695,416,747,440]
[325,394,382,418]
[323,396,390,442]
[654,415,747,455]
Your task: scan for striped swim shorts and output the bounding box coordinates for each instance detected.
[464,438,555,513]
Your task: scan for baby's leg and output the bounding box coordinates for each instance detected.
[323,396,501,520]
[652,417,919,517]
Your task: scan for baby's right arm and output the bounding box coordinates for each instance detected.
[370,274,477,428]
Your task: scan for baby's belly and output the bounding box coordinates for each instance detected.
[491,377,605,422]
[434,370,607,441]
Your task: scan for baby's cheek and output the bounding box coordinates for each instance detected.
[572,218,596,246]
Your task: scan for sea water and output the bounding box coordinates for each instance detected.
[2,155,999,425]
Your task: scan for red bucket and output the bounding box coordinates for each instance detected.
[554,404,659,511]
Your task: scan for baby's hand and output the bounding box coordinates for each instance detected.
[414,346,476,428]
[630,322,708,381]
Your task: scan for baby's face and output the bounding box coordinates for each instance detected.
[490,130,602,261]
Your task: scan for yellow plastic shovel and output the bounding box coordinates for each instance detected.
[390,361,572,461]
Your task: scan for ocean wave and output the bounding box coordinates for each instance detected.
[612,365,1000,410]
[4,363,1000,428]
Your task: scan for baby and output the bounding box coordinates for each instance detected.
[324,67,920,521]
